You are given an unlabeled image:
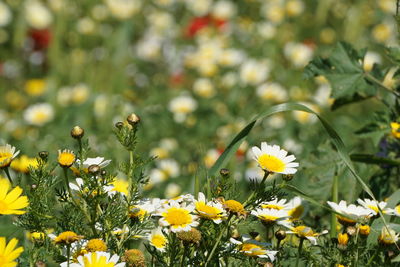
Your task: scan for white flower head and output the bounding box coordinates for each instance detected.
[147,228,168,252]
[230,237,278,261]
[252,142,299,174]
[157,200,199,232]
[194,192,227,224]
[357,198,390,216]
[327,200,372,225]
[23,103,54,126]
[61,252,125,267]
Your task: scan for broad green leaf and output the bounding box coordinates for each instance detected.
[304,42,377,106]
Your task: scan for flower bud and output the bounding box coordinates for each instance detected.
[115,121,124,129]
[127,113,140,126]
[71,126,84,139]
[249,231,261,241]
[346,226,357,236]
[219,168,230,178]
[282,174,294,181]
[275,230,287,241]
[123,249,145,267]
[176,228,202,245]
[337,233,349,250]
[88,164,100,175]
[359,224,370,236]
[38,151,49,161]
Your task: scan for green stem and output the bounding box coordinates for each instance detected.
[330,172,339,238]
[3,167,13,186]
[295,238,304,267]
[364,73,400,98]
[366,248,379,266]
[180,245,189,267]
[77,139,83,167]
[353,228,360,267]
[205,215,233,267]
[66,245,71,267]
[63,168,73,199]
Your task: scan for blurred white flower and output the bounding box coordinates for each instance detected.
[105,0,141,20]
[286,0,305,17]
[284,42,313,68]
[212,1,237,20]
[257,22,277,39]
[165,183,181,198]
[363,51,382,72]
[168,95,198,123]
[261,2,284,24]
[136,34,162,61]
[23,103,54,126]
[256,82,287,102]
[0,2,12,27]
[185,0,212,16]
[240,59,270,86]
[25,0,53,29]
[218,49,245,67]
[76,17,96,34]
[193,78,215,98]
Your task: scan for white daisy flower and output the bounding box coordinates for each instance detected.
[147,228,168,252]
[251,208,291,227]
[157,201,199,233]
[286,225,328,245]
[0,144,20,168]
[23,103,54,126]
[327,200,372,225]
[60,251,125,267]
[357,198,391,216]
[230,237,278,260]
[252,142,299,174]
[378,226,399,245]
[77,157,112,169]
[194,192,227,224]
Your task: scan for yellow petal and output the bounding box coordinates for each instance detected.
[4,187,23,204]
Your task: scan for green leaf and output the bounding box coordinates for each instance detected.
[392,254,400,263]
[386,47,400,65]
[350,154,400,166]
[304,42,376,106]
[387,189,400,208]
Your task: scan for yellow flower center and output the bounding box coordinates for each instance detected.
[195,202,222,220]
[395,205,400,214]
[33,111,49,124]
[288,205,304,220]
[257,154,285,173]
[224,200,245,213]
[111,179,129,196]
[259,214,279,223]
[240,243,265,256]
[367,205,379,213]
[151,234,167,248]
[163,207,192,226]
[129,206,147,220]
[0,152,12,167]
[337,215,356,226]
[0,200,9,213]
[86,239,107,252]
[294,226,314,237]
[58,152,75,167]
[55,231,82,245]
[83,253,115,267]
[261,204,284,210]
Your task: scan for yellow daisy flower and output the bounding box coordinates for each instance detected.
[60,252,125,267]
[0,144,20,169]
[85,239,107,252]
[10,155,39,173]
[252,142,298,174]
[0,178,29,215]
[0,237,24,267]
[158,201,199,232]
[147,228,168,252]
[58,149,76,168]
[286,225,328,245]
[223,199,247,216]
[54,231,83,245]
[391,122,400,139]
[194,192,227,224]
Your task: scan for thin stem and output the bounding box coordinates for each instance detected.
[330,172,339,238]
[353,228,360,267]
[66,245,71,267]
[366,248,379,266]
[63,168,73,199]
[77,139,83,168]
[364,73,400,98]
[205,215,233,267]
[3,167,13,185]
[180,245,189,267]
[295,238,304,267]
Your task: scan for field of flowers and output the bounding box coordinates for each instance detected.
[1,0,400,266]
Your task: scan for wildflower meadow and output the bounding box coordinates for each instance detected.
[1,0,400,266]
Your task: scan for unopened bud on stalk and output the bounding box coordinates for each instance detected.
[346,226,357,236]
[359,224,370,236]
[275,230,287,241]
[283,174,294,181]
[127,113,140,126]
[123,249,145,267]
[71,126,84,139]
[220,168,230,178]
[249,231,261,241]
[88,164,100,175]
[38,151,49,161]
[115,122,124,129]
[177,228,202,245]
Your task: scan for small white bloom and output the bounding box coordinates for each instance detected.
[25,0,53,29]
[23,103,54,126]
